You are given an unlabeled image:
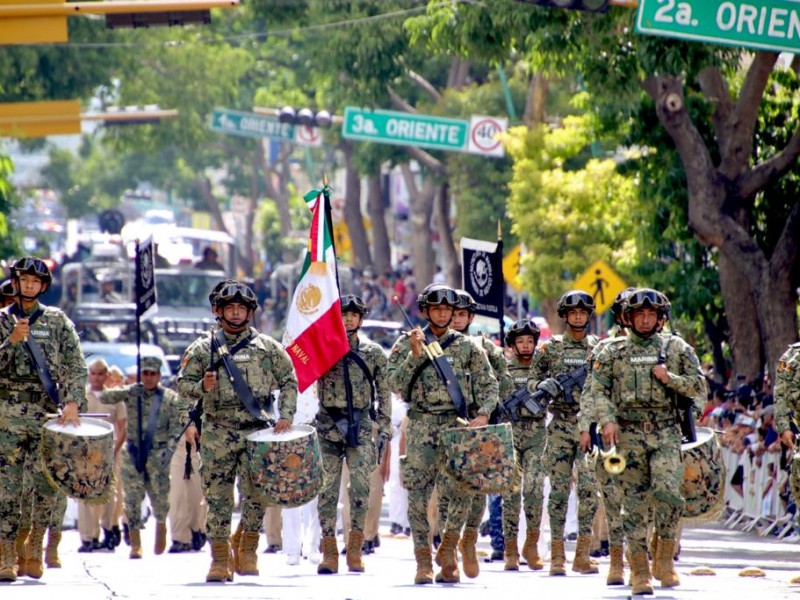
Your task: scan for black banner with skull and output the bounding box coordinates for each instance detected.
[135,235,158,318]
[461,237,504,320]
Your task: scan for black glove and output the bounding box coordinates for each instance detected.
[376,432,391,464]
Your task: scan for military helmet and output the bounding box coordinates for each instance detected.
[0,278,15,298]
[341,294,368,316]
[417,283,458,311]
[11,256,52,286]
[556,290,595,318]
[611,287,636,323]
[505,318,541,347]
[208,279,237,308]
[624,288,670,318]
[454,289,477,311]
[214,281,258,311]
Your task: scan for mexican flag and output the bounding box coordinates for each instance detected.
[283,185,350,392]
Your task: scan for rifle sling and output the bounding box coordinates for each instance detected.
[213,329,272,422]
[9,304,60,407]
[322,348,376,447]
[406,331,467,419]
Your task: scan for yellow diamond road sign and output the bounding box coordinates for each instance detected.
[573,260,627,315]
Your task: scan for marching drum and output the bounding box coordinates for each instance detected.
[41,417,115,503]
[681,426,725,519]
[440,423,517,494]
[246,424,324,508]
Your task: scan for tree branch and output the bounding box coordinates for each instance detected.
[769,199,800,280]
[404,145,445,175]
[698,66,733,151]
[737,125,800,198]
[387,86,417,113]
[718,52,778,179]
[406,70,442,102]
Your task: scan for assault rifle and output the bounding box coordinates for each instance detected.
[657,335,697,445]
[498,387,547,422]
[541,364,589,405]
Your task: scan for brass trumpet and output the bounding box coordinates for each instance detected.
[600,446,626,475]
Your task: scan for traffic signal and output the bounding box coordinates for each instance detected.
[514,0,609,12]
[106,10,210,29]
[88,105,179,127]
[277,107,333,129]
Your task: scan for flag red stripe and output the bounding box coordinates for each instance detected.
[285,300,349,392]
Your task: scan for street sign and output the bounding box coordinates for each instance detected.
[0,99,80,138]
[502,244,524,292]
[573,259,628,315]
[467,115,508,157]
[636,0,800,54]
[209,108,294,141]
[343,107,469,152]
[294,124,322,147]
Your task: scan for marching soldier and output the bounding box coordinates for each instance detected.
[501,318,547,571]
[590,288,705,595]
[99,355,186,559]
[179,281,298,583]
[433,289,512,579]
[387,283,498,585]
[578,288,634,586]
[528,290,599,576]
[315,294,391,575]
[0,257,86,582]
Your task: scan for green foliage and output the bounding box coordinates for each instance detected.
[256,185,312,263]
[0,155,19,257]
[506,115,637,302]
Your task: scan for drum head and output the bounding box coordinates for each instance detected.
[43,417,114,438]
[681,426,715,452]
[247,424,315,443]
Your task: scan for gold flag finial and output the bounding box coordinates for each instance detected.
[322,171,329,187]
[497,220,502,241]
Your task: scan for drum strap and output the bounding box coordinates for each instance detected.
[8,304,60,407]
[213,329,274,423]
[346,350,377,421]
[406,333,462,414]
[141,387,165,471]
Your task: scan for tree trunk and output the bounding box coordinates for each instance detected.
[702,314,729,386]
[435,182,460,286]
[401,162,435,288]
[366,172,391,275]
[258,140,295,262]
[523,73,548,127]
[717,253,762,381]
[340,141,371,271]
[540,299,561,337]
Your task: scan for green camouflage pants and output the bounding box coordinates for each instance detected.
[503,419,547,539]
[318,436,376,537]
[546,415,598,539]
[200,421,267,540]
[0,412,61,540]
[18,454,66,531]
[616,423,684,553]
[402,413,468,549]
[435,471,485,532]
[595,462,624,545]
[122,446,171,529]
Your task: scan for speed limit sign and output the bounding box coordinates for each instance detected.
[467,115,508,157]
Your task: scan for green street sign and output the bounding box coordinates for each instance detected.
[209,108,294,140]
[636,0,800,54]
[342,106,468,152]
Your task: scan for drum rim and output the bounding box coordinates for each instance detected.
[681,426,715,452]
[43,417,114,437]
[246,423,316,442]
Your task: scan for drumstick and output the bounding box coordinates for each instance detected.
[11,314,28,341]
[45,412,111,419]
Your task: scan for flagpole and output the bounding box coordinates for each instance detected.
[497,220,505,348]
[322,171,341,293]
[134,238,144,473]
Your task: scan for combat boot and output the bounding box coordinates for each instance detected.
[317,536,339,574]
[522,529,543,570]
[237,531,260,576]
[435,531,460,583]
[630,550,654,595]
[45,529,62,568]
[229,522,243,573]
[346,529,365,573]
[606,544,625,585]
[572,535,599,574]
[23,525,46,579]
[15,528,29,576]
[655,538,680,587]
[459,527,480,578]
[649,532,660,580]
[129,529,143,559]
[206,539,234,583]
[154,521,167,556]
[550,539,567,576]
[503,536,520,571]
[0,540,17,582]
[413,546,434,585]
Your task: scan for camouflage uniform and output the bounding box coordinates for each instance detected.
[315,335,391,538]
[387,329,498,551]
[177,326,298,542]
[590,332,705,554]
[502,357,547,542]
[579,336,624,550]
[774,342,800,532]
[528,332,598,543]
[99,368,187,532]
[0,303,86,547]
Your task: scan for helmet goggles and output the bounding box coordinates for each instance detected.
[626,289,667,312]
[421,288,458,307]
[216,282,258,309]
[341,294,368,315]
[13,257,51,282]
